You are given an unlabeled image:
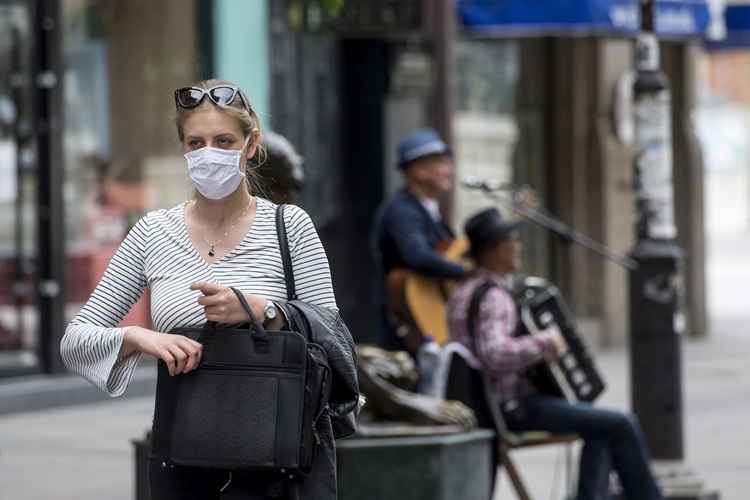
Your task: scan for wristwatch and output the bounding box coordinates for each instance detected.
[263,300,278,326]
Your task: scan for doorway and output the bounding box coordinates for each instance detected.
[336,39,390,344]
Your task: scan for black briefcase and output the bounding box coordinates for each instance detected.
[150,287,331,475]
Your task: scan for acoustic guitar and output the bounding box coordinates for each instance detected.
[384,237,470,350]
[384,188,538,350]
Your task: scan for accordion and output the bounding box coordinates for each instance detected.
[513,276,606,403]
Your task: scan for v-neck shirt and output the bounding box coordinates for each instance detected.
[61,197,338,397]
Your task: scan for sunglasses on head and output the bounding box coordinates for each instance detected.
[174,85,251,112]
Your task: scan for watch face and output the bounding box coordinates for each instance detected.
[265,303,277,320]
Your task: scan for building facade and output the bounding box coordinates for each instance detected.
[267,0,709,347]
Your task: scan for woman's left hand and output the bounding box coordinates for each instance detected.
[190,282,266,324]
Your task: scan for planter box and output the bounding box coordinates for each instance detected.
[336,429,495,500]
[133,429,496,500]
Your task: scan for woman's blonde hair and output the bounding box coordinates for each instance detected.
[175,78,267,195]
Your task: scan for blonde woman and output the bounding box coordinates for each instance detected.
[61,80,344,499]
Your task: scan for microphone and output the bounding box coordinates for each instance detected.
[461,176,514,192]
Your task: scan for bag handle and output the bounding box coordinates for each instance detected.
[275,204,298,301]
[229,286,268,341]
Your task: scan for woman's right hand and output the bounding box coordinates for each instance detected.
[122,326,203,376]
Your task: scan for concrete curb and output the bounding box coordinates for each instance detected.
[0,365,157,416]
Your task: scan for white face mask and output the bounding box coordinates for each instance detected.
[184,145,246,200]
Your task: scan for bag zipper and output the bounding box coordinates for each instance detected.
[200,362,303,373]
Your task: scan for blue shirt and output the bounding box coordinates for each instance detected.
[373,188,467,280]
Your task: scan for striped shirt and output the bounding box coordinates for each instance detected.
[60,197,337,397]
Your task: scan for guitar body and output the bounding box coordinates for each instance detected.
[404,274,450,344]
[385,238,470,348]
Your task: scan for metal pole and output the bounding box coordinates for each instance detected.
[431,0,453,148]
[33,0,65,374]
[630,7,721,497]
[629,6,720,499]
[629,0,684,460]
[431,0,455,223]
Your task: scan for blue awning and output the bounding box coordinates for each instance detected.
[457,0,712,38]
[705,3,750,50]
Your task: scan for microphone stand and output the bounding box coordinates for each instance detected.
[464,183,637,270]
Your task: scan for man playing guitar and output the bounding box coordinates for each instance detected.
[446,207,663,500]
[372,129,468,354]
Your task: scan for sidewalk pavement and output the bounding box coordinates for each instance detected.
[0,392,155,500]
[2,233,749,500]
[1,319,747,500]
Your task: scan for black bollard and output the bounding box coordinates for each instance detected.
[629,240,683,459]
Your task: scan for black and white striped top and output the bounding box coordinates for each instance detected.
[61,197,337,397]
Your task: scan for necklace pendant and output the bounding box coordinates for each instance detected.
[208,245,216,257]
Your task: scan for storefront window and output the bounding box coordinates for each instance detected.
[453,37,520,227]
[0,0,260,376]
[0,2,37,373]
[452,37,551,278]
[61,0,203,337]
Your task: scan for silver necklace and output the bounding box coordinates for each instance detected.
[188,198,254,257]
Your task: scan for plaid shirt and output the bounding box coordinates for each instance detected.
[446,269,557,403]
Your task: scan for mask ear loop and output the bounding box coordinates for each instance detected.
[242,130,264,171]
[242,131,270,199]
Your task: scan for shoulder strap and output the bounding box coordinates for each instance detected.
[275,204,298,301]
[467,281,499,351]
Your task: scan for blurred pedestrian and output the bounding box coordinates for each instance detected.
[252,130,305,204]
[61,79,347,499]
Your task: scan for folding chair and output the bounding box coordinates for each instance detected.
[442,346,578,500]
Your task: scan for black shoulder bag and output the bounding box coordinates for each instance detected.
[151,229,332,476]
[275,204,359,439]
